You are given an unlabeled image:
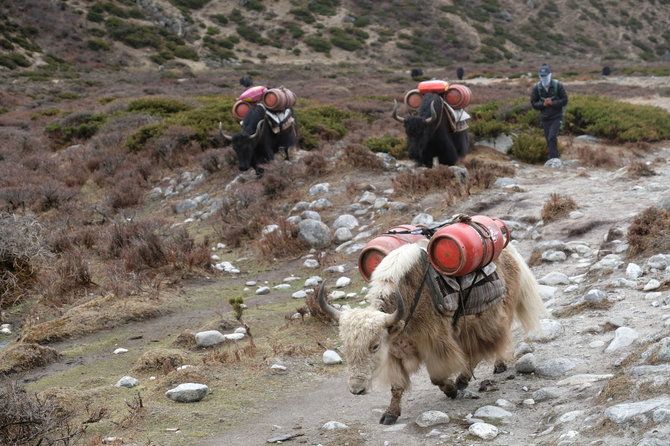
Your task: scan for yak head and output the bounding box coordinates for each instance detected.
[391,94,440,162]
[317,282,405,395]
[220,105,267,172]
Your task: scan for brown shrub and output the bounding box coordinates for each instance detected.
[627,207,670,256]
[301,150,329,177]
[106,219,211,273]
[627,160,656,177]
[0,213,47,309]
[90,113,158,150]
[574,145,620,168]
[0,342,60,374]
[463,158,515,192]
[106,177,143,210]
[215,184,276,248]
[541,193,578,223]
[255,219,309,259]
[41,250,94,306]
[392,165,466,199]
[33,182,77,212]
[340,143,385,170]
[146,125,200,168]
[0,382,84,446]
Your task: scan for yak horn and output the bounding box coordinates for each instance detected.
[219,121,233,141]
[385,286,406,327]
[391,100,405,123]
[424,101,437,124]
[248,119,264,140]
[317,283,341,322]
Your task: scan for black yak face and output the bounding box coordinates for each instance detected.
[231,132,256,171]
[403,117,434,162]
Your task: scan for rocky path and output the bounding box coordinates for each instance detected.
[206,143,670,446]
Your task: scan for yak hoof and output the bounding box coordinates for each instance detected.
[493,362,508,374]
[379,413,398,425]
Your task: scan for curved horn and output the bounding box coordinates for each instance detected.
[424,101,437,124]
[385,286,406,327]
[219,121,233,141]
[391,100,405,123]
[317,283,341,322]
[248,119,264,140]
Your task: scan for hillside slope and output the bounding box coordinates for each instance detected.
[1,0,669,74]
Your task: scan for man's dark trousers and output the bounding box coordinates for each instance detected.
[542,118,561,159]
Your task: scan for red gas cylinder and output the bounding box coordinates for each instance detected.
[418,80,449,94]
[232,100,252,121]
[445,84,472,109]
[427,216,509,277]
[404,89,423,109]
[263,87,296,111]
[358,225,427,281]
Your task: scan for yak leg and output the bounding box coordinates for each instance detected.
[426,362,460,399]
[380,386,404,425]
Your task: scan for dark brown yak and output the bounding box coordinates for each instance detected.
[319,242,545,424]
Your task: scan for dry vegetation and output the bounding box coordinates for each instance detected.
[541,193,578,223]
[627,207,670,256]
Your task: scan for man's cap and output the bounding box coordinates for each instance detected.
[539,64,551,77]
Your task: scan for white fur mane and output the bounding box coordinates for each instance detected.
[366,243,424,305]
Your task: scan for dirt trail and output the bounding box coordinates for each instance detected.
[202,143,670,446]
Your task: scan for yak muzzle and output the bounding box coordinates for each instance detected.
[348,376,369,395]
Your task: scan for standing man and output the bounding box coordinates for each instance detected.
[530,64,568,160]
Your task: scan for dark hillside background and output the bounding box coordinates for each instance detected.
[2,0,670,75]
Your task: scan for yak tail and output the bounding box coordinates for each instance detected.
[507,243,547,332]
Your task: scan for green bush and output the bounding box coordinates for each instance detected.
[46,113,107,145]
[127,98,193,116]
[87,38,110,51]
[210,14,228,25]
[565,95,670,141]
[172,45,199,60]
[290,8,316,24]
[304,36,332,53]
[364,134,407,159]
[125,124,163,152]
[0,52,31,69]
[509,132,550,164]
[169,0,212,9]
[295,105,355,149]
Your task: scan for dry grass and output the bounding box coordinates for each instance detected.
[255,219,309,260]
[573,145,621,168]
[541,193,578,223]
[21,294,165,344]
[339,143,385,170]
[553,299,614,318]
[627,207,670,256]
[392,165,466,200]
[463,157,515,192]
[132,348,189,373]
[627,160,657,177]
[0,343,60,374]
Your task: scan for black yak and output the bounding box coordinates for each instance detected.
[392,93,469,168]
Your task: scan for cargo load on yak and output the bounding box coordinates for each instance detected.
[231,86,297,124]
[358,214,510,320]
[403,80,472,132]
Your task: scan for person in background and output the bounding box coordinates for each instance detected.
[456,67,464,80]
[530,64,568,160]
